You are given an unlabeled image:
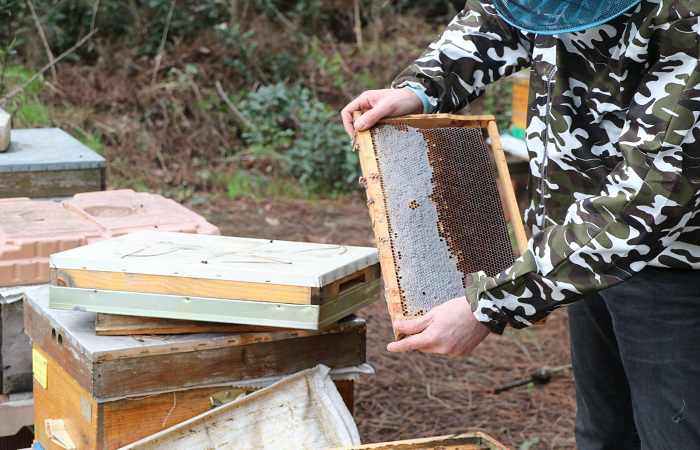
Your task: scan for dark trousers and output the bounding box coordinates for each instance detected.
[568,266,700,450]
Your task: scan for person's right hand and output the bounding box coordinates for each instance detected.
[341,88,424,138]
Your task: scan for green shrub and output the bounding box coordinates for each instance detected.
[237,82,360,192]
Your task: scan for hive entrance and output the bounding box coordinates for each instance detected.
[356,114,527,337]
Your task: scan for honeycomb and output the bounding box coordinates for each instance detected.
[370,122,516,317]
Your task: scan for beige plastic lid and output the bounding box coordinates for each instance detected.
[0,190,220,287]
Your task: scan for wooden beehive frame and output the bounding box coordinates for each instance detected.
[355,113,528,335]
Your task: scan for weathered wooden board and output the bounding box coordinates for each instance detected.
[0,128,105,199]
[0,169,104,199]
[25,286,366,399]
[33,345,357,450]
[0,286,35,394]
[49,231,380,307]
[120,366,360,450]
[95,313,289,335]
[333,432,510,450]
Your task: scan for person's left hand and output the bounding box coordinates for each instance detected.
[386,296,490,358]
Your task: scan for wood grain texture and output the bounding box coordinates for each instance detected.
[51,268,315,305]
[379,114,495,130]
[23,297,94,392]
[355,111,404,340]
[487,120,528,255]
[99,385,231,449]
[33,345,98,450]
[100,380,354,449]
[0,169,103,199]
[320,264,380,303]
[34,346,359,449]
[93,329,366,398]
[95,314,290,335]
[331,431,509,450]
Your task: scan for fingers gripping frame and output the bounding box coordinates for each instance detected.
[354,113,528,340]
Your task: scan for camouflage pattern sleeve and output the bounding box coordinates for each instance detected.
[467,16,700,333]
[391,1,532,112]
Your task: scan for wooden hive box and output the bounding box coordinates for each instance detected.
[355,114,528,338]
[0,128,105,199]
[49,231,380,330]
[24,286,367,449]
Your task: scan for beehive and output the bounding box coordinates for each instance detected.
[25,286,366,449]
[0,128,105,198]
[355,114,527,338]
[49,231,380,330]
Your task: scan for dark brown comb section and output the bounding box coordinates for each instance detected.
[423,127,515,278]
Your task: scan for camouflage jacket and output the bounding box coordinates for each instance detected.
[392,0,700,333]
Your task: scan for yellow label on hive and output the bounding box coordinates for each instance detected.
[32,348,48,389]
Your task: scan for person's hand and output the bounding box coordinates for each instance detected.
[341,88,423,137]
[387,296,490,358]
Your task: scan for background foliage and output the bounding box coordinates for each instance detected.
[0,0,512,198]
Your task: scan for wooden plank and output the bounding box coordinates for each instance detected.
[120,366,358,450]
[0,169,102,199]
[1,299,32,394]
[487,120,528,255]
[332,432,509,449]
[51,268,315,305]
[319,264,381,303]
[93,330,366,398]
[23,297,94,393]
[355,112,405,340]
[32,345,99,450]
[379,113,495,130]
[99,385,229,449]
[95,314,291,336]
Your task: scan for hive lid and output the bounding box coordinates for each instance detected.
[0,198,100,244]
[62,190,220,236]
[1,128,105,173]
[50,231,379,288]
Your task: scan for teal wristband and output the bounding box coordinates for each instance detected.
[405,86,436,114]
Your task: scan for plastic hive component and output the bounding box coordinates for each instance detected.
[63,190,220,237]
[0,198,101,286]
[0,191,220,287]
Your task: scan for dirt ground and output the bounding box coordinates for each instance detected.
[192,196,577,450]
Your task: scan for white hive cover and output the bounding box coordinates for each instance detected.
[50,230,379,288]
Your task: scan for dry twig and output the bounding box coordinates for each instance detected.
[0,29,98,105]
[151,0,177,85]
[26,0,58,82]
[215,80,254,130]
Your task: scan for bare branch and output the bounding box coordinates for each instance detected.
[26,0,58,82]
[151,0,177,85]
[215,80,254,130]
[0,29,98,105]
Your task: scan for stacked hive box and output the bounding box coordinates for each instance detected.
[35,231,378,449]
[0,128,106,199]
[26,287,369,449]
[0,190,220,395]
